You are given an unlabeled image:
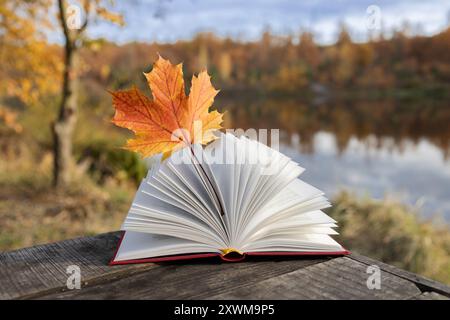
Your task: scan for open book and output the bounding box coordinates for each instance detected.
[111,133,348,264]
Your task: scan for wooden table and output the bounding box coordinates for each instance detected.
[1,231,449,300]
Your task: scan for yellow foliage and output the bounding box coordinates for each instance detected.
[0,0,124,129]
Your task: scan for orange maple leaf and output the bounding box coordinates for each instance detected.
[111,56,224,159]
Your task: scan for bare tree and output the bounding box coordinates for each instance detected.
[53,0,123,188]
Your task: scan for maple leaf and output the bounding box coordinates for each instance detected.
[111,56,224,159]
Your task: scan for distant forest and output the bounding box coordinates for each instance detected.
[80,27,450,98]
[2,26,450,151]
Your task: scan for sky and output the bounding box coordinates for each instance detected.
[86,0,450,44]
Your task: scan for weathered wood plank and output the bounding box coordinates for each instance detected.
[348,253,450,297]
[1,232,449,300]
[0,232,155,299]
[36,256,330,299]
[207,257,422,299]
[410,292,449,300]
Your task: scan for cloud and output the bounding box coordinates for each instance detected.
[86,0,450,44]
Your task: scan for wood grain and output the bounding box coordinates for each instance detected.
[348,253,450,297]
[410,292,449,300]
[1,232,449,300]
[37,256,330,299]
[0,232,154,299]
[207,257,421,299]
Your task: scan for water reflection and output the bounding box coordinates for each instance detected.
[284,131,450,221]
[219,96,450,221]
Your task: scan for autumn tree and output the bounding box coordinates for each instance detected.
[298,32,320,71]
[1,0,123,188]
[0,0,60,133]
[53,0,123,188]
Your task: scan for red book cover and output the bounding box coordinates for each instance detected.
[109,231,350,265]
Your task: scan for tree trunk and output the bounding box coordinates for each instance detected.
[52,0,78,188]
[52,44,78,188]
[51,0,81,188]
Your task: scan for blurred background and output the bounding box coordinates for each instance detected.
[1,0,449,283]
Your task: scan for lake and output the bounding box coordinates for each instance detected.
[219,95,450,222]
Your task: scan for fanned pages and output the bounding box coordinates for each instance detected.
[111,133,348,264]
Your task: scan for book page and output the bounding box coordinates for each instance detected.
[241,233,344,253]
[117,133,345,260]
[114,231,221,262]
[121,151,230,249]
